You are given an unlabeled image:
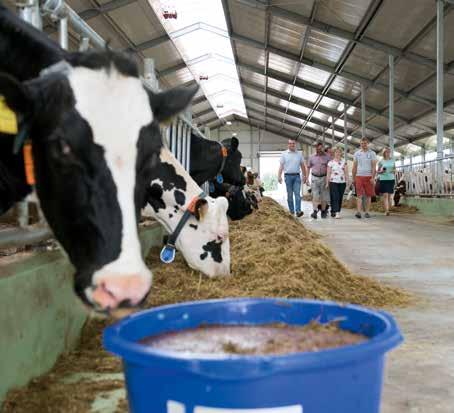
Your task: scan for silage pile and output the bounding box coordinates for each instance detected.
[342,198,418,214]
[146,197,411,309]
[1,197,412,413]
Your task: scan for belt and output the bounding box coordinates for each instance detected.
[284,173,299,176]
[312,174,326,178]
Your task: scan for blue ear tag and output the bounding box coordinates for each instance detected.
[160,245,176,264]
[209,181,215,193]
[216,174,223,184]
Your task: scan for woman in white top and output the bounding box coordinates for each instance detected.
[326,147,348,218]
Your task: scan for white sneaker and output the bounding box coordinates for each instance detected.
[335,212,341,219]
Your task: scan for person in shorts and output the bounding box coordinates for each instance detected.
[307,142,331,219]
[377,147,395,216]
[352,137,377,218]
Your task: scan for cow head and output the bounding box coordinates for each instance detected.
[143,148,230,277]
[220,137,245,186]
[0,50,199,313]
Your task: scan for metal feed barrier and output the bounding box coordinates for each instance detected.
[0,0,212,249]
[396,155,454,197]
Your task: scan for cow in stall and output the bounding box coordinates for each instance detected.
[0,5,230,314]
[189,133,253,220]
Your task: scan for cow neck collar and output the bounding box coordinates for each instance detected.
[215,142,228,184]
[160,191,207,264]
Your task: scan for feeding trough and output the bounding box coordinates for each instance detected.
[103,298,403,413]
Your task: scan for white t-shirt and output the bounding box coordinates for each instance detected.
[354,149,377,176]
[328,159,346,183]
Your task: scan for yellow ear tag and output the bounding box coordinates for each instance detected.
[0,96,18,135]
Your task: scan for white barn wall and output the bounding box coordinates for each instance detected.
[209,121,313,171]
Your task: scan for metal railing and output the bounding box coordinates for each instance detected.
[396,155,454,197]
[1,1,210,249]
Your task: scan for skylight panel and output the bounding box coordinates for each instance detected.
[149,0,247,119]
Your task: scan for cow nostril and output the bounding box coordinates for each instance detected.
[118,299,133,308]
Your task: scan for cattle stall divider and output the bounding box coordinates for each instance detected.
[0,5,213,248]
[396,155,454,197]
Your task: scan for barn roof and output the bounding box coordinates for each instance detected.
[6,0,454,155]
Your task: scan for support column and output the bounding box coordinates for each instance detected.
[79,37,90,51]
[17,0,42,30]
[204,126,211,140]
[250,125,254,170]
[361,83,366,138]
[422,144,426,162]
[144,58,159,91]
[181,124,187,170]
[59,17,68,50]
[389,55,395,155]
[343,106,348,161]
[437,0,445,194]
[331,117,335,146]
[258,127,261,176]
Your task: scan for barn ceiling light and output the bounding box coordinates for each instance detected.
[149,0,247,120]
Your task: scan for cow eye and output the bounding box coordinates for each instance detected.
[57,140,72,156]
[50,139,80,167]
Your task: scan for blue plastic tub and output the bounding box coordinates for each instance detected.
[103,298,403,413]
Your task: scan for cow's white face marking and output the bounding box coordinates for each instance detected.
[145,148,231,277]
[68,66,152,288]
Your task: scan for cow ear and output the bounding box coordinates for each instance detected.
[194,198,208,221]
[230,137,239,151]
[0,73,34,116]
[148,84,199,122]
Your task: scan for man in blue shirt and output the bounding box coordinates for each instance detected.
[278,139,307,217]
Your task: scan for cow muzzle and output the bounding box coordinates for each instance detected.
[88,271,152,314]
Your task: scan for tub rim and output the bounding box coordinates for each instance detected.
[103,297,403,380]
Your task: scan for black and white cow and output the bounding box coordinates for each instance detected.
[0,5,229,313]
[189,134,244,186]
[187,133,253,220]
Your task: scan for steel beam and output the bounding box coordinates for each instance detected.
[246,115,315,146]
[263,2,271,130]
[281,0,318,130]
[232,32,437,108]
[238,0,444,70]
[244,97,390,147]
[221,0,250,119]
[59,17,68,50]
[79,0,137,21]
[158,61,187,78]
[240,62,411,124]
[134,34,170,52]
[361,84,366,137]
[389,54,395,154]
[193,108,213,119]
[242,81,398,137]
[437,0,445,161]
[344,105,348,159]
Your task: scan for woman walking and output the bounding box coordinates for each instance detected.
[326,147,348,219]
[377,147,396,216]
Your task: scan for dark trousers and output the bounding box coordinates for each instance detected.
[329,182,346,213]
